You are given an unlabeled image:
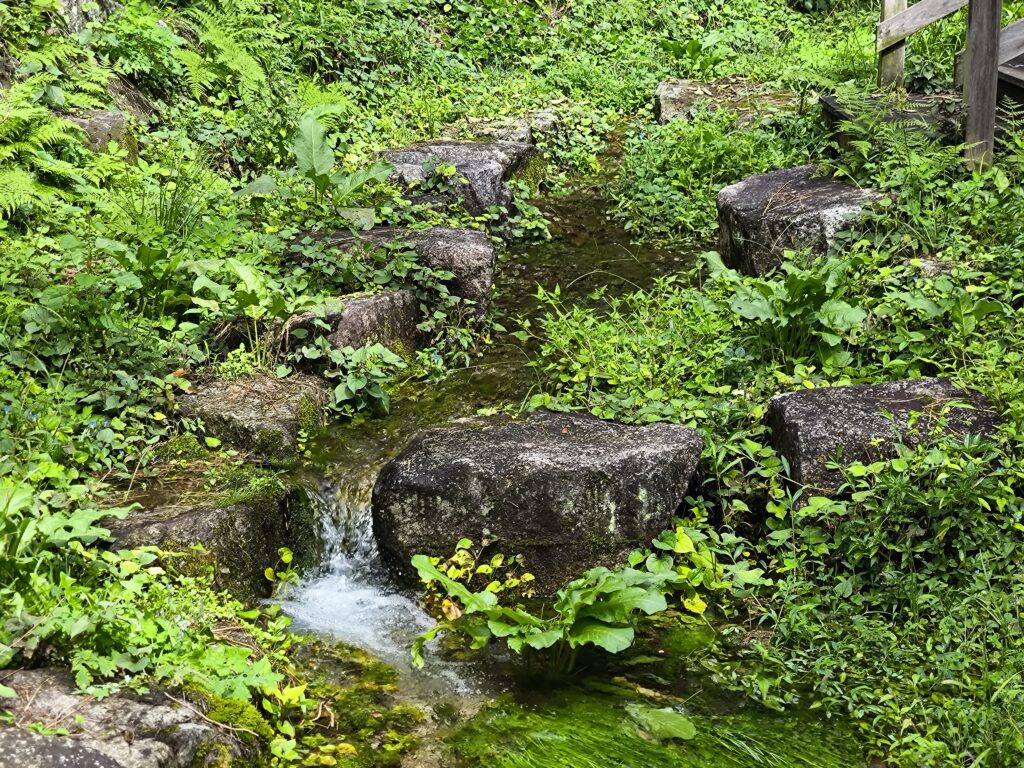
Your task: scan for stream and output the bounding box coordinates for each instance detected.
[276,182,870,767]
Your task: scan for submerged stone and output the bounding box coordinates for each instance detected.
[319,227,497,312]
[767,377,1000,492]
[0,668,249,768]
[178,373,329,457]
[717,165,880,276]
[287,289,423,357]
[382,139,534,216]
[371,412,702,593]
[106,465,316,601]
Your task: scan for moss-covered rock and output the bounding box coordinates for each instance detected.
[178,373,330,459]
[107,463,319,602]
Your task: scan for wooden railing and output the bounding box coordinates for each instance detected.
[876,0,1004,167]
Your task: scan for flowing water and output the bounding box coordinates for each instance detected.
[277,182,870,766]
[278,182,687,687]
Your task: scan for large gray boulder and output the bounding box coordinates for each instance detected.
[320,227,496,312]
[717,165,880,276]
[0,669,251,768]
[768,378,1000,493]
[382,140,534,216]
[178,374,329,457]
[287,290,422,357]
[107,466,316,601]
[372,412,703,592]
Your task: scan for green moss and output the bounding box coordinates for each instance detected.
[157,433,208,461]
[191,740,234,768]
[518,152,549,191]
[297,393,327,435]
[448,687,867,768]
[205,695,275,744]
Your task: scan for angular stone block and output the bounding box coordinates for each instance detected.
[767,378,1000,492]
[717,165,880,276]
[372,412,702,593]
[178,373,329,457]
[382,139,533,215]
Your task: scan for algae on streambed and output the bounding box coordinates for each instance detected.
[448,685,865,768]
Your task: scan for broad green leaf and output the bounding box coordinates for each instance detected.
[567,619,634,653]
[293,111,335,183]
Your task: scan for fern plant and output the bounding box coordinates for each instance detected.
[0,77,83,219]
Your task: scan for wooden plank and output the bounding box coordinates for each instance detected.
[964,0,1003,168]
[998,17,1024,63]
[876,0,970,52]
[878,0,909,87]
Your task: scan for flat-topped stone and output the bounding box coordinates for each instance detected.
[107,465,315,601]
[655,77,795,123]
[717,165,880,276]
[444,109,560,145]
[0,668,250,768]
[767,378,1000,492]
[382,139,533,216]
[287,290,422,357]
[321,227,496,311]
[178,373,329,457]
[372,412,703,593]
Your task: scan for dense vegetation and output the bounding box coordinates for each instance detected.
[4,0,1024,765]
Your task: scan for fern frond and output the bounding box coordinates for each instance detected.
[0,167,58,218]
[173,48,219,99]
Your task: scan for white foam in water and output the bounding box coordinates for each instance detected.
[276,482,486,695]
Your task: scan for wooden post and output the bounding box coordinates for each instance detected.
[878,0,908,87]
[964,0,1002,168]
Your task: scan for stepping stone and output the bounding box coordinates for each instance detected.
[654,77,795,123]
[178,373,329,457]
[444,109,560,145]
[372,412,702,593]
[382,139,534,216]
[287,289,422,357]
[0,668,250,768]
[717,165,880,276]
[767,378,1000,492]
[107,463,316,601]
[321,227,496,312]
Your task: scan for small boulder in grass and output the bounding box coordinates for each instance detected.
[717,165,881,276]
[767,377,1001,493]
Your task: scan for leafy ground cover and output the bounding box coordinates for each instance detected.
[5,0,1024,765]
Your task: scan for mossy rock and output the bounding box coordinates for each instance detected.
[178,373,330,460]
[107,463,320,602]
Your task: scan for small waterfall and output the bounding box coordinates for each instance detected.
[277,476,483,693]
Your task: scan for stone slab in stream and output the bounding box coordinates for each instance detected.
[717,165,880,276]
[106,470,315,601]
[319,227,497,311]
[767,377,1000,493]
[0,668,249,768]
[287,289,423,358]
[382,139,534,216]
[371,412,702,593]
[178,373,329,457]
